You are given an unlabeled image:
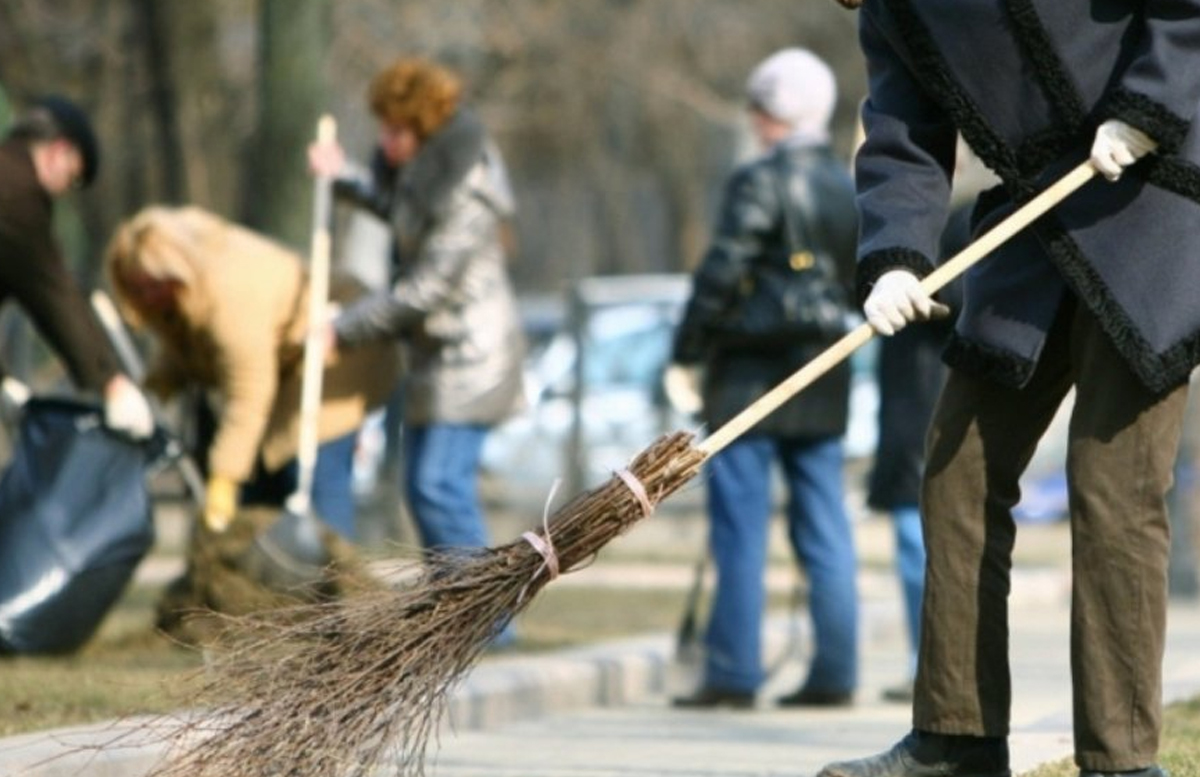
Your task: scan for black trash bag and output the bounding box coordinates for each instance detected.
[0,396,156,654]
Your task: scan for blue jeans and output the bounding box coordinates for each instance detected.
[241,430,360,540]
[892,504,926,670]
[703,434,858,694]
[403,422,514,645]
[309,432,359,540]
[403,423,492,549]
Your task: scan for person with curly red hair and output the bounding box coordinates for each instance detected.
[309,59,525,643]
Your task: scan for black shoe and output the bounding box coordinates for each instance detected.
[881,679,914,703]
[671,686,755,710]
[817,731,1010,777]
[1080,768,1167,777]
[777,685,854,708]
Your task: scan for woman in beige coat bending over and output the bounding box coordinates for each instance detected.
[106,205,399,539]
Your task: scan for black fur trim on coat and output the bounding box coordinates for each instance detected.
[404,110,486,220]
[943,331,1036,389]
[883,0,1026,192]
[876,0,1200,395]
[856,247,936,308]
[1014,127,1088,180]
[1104,87,1191,154]
[1146,155,1200,201]
[948,187,1200,394]
[1037,211,1198,394]
[1003,0,1094,177]
[1004,0,1087,126]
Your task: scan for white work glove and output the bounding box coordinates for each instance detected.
[1,376,30,408]
[1090,120,1157,182]
[102,374,155,440]
[862,269,950,336]
[662,363,703,416]
[0,376,30,426]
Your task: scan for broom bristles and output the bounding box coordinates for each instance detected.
[144,431,705,777]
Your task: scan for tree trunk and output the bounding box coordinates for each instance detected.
[136,0,187,202]
[248,0,330,251]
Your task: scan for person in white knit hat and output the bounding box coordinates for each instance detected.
[667,48,860,710]
[745,47,838,146]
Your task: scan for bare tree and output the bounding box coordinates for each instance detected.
[136,0,187,202]
[248,0,332,251]
[0,0,865,289]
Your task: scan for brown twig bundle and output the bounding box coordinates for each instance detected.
[147,431,706,777]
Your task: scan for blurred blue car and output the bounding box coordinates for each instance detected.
[479,274,883,508]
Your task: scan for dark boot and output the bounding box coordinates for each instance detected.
[1079,768,1167,777]
[817,731,1010,777]
[670,686,755,710]
[777,685,854,708]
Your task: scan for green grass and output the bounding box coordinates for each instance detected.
[0,574,761,737]
[1021,696,1200,776]
[0,635,199,737]
[0,583,202,737]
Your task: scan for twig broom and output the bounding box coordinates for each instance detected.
[146,161,1098,777]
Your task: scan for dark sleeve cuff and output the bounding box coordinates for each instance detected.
[671,325,705,365]
[856,248,937,308]
[1103,87,1191,154]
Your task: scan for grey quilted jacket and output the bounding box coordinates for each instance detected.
[333,110,526,426]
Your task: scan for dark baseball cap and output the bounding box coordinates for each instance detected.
[33,95,99,187]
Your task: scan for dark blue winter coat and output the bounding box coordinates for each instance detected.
[854,0,1200,393]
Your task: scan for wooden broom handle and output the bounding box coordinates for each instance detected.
[288,114,337,516]
[696,160,1098,458]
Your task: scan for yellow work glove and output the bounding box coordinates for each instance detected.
[204,475,238,533]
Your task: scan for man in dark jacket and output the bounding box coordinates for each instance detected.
[0,96,152,438]
[667,48,860,710]
[818,3,1200,777]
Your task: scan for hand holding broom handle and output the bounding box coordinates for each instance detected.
[286,114,337,517]
[697,160,1098,458]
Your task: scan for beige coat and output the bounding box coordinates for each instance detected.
[106,205,400,482]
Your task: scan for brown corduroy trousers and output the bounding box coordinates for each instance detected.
[913,297,1189,773]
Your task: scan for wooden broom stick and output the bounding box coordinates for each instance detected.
[697,160,1098,458]
[287,114,337,516]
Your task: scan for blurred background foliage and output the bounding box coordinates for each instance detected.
[0,0,866,294]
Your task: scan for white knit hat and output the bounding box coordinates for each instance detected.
[746,48,837,141]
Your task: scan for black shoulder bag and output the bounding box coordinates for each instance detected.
[713,163,849,348]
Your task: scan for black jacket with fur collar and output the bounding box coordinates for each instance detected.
[854,0,1200,393]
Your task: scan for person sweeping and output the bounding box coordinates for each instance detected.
[817,2,1200,777]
